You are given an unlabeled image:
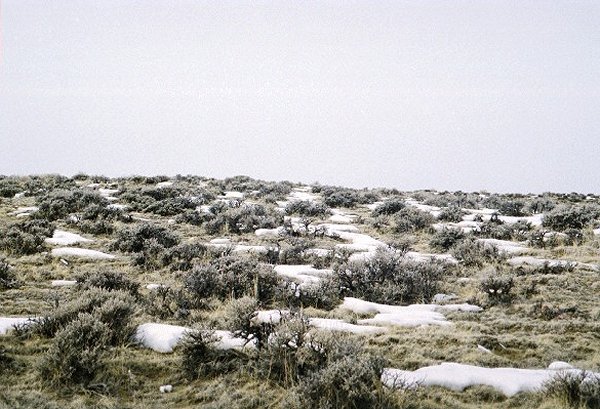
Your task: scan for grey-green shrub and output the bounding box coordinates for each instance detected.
[451,238,504,267]
[0,258,19,289]
[429,228,465,252]
[180,328,242,379]
[544,371,600,409]
[76,270,139,296]
[185,256,282,305]
[38,313,111,387]
[332,248,445,304]
[32,289,136,344]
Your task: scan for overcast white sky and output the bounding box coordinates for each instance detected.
[1,1,599,193]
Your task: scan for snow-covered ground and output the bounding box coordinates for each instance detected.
[252,310,387,334]
[134,323,249,353]
[273,265,332,284]
[50,247,115,260]
[476,238,528,255]
[507,256,576,269]
[342,297,482,327]
[51,280,77,287]
[382,362,599,397]
[0,317,35,335]
[10,206,38,218]
[45,230,93,246]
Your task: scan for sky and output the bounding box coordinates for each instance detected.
[1,0,599,194]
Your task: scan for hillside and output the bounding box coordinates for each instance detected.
[1,174,599,409]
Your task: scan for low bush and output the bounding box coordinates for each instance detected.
[542,205,599,232]
[36,189,108,221]
[0,220,54,256]
[544,371,600,408]
[0,258,19,289]
[392,207,435,233]
[371,197,405,216]
[451,238,505,267]
[185,256,282,305]
[288,335,394,409]
[285,201,330,218]
[111,223,179,253]
[180,328,242,379]
[437,206,466,223]
[32,289,137,344]
[429,228,465,252]
[224,297,273,350]
[332,249,445,304]
[76,270,139,296]
[38,313,111,388]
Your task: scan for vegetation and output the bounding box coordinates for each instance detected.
[0,174,599,408]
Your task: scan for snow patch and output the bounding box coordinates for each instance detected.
[51,247,115,260]
[45,230,93,246]
[51,280,77,287]
[382,362,598,397]
[342,297,481,327]
[274,265,332,284]
[0,317,34,335]
[477,239,528,255]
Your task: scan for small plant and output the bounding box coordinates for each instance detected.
[0,258,19,289]
[285,201,330,217]
[38,313,111,387]
[451,238,504,267]
[544,371,600,408]
[371,197,405,216]
[290,343,393,409]
[180,327,241,379]
[31,289,137,344]
[224,296,273,350]
[185,256,282,305]
[392,207,435,233]
[429,228,465,252]
[76,270,139,296]
[437,206,466,223]
[111,223,180,253]
[479,273,514,304]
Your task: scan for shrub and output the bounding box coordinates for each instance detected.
[429,228,465,252]
[0,258,19,289]
[479,273,514,304]
[290,346,392,409]
[451,238,504,267]
[162,242,208,271]
[224,297,273,350]
[542,205,598,232]
[145,285,190,319]
[371,198,405,216]
[332,249,445,304]
[321,187,378,208]
[32,289,136,344]
[285,201,330,217]
[392,207,435,233]
[111,223,179,253]
[437,206,466,223]
[0,220,54,256]
[36,189,108,221]
[0,177,24,198]
[38,313,111,387]
[76,270,139,296]
[289,277,342,310]
[185,256,282,305]
[544,371,600,409]
[498,199,530,217]
[180,328,242,379]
